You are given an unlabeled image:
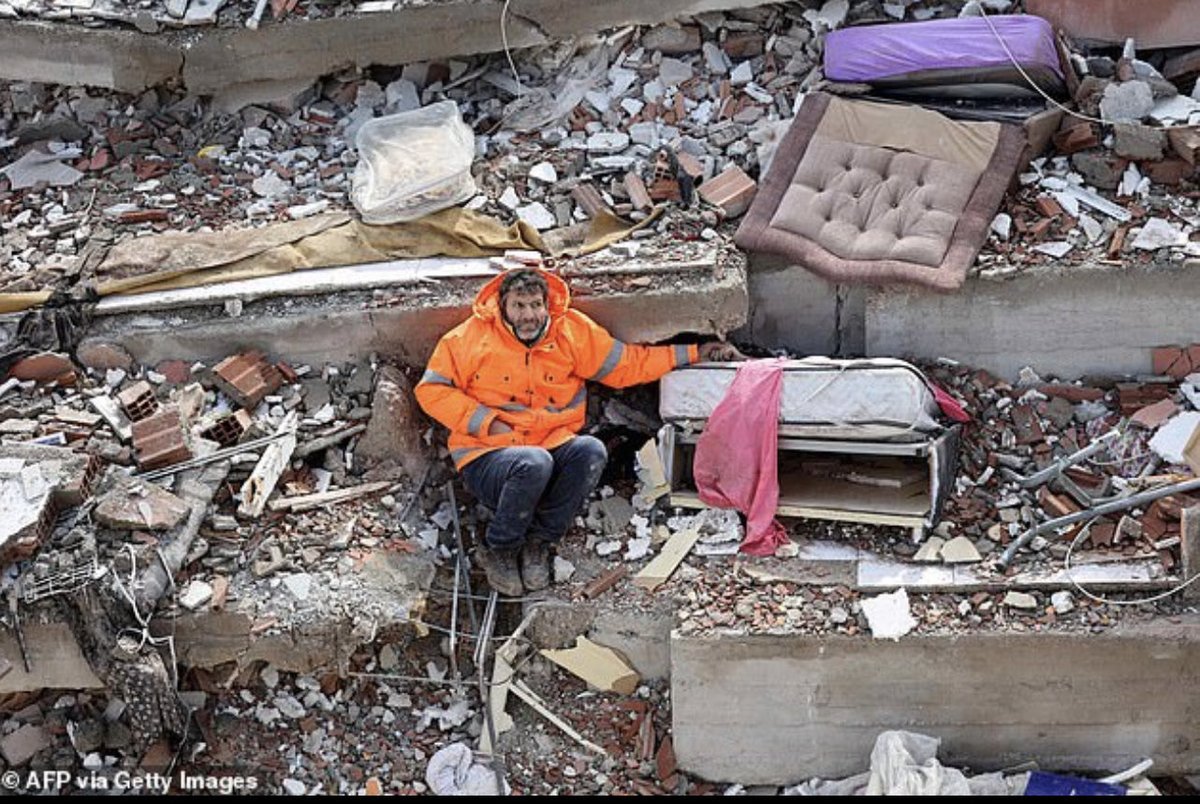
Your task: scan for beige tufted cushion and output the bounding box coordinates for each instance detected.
[735,93,1025,292]
[769,134,981,268]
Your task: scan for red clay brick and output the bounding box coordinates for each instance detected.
[698,164,757,218]
[131,407,192,471]
[212,351,283,409]
[116,380,160,422]
[200,409,253,448]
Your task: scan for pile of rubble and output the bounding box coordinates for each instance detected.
[980,16,1200,276]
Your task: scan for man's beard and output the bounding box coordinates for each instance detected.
[510,317,548,347]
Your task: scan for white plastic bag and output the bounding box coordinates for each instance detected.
[351,100,476,224]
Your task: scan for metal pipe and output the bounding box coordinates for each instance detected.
[1018,429,1119,489]
[998,475,1200,569]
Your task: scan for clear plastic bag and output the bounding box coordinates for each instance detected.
[351,100,477,224]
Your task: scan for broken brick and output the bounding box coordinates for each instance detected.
[698,164,757,219]
[7,351,74,383]
[1129,397,1179,429]
[624,171,653,211]
[1150,345,1195,380]
[570,183,611,220]
[674,151,704,182]
[200,409,253,448]
[131,407,192,471]
[1117,382,1173,415]
[1052,123,1099,155]
[212,351,283,409]
[1034,196,1064,218]
[1143,157,1195,186]
[117,380,160,422]
[1038,383,1105,403]
[1167,126,1200,166]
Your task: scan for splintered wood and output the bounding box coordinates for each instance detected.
[237,412,298,518]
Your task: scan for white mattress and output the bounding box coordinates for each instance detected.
[659,357,942,441]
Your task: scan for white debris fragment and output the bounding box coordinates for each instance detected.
[989,212,1011,241]
[861,588,917,640]
[178,580,214,611]
[1148,412,1200,464]
[282,573,313,601]
[516,202,556,231]
[553,555,576,583]
[1132,217,1188,251]
[528,162,558,184]
[426,742,509,796]
[1032,241,1073,259]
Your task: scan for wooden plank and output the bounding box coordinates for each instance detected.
[237,412,298,518]
[267,481,391,512]
[540,636,639,695]
[634,526,701,592]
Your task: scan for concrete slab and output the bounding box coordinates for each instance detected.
[0,617,104,695]
[735,255,865,358]
[865,259,1200,381]
[0,20,181,92]
[671,616,1200,784]
[73,262,747,368]
[0,0,784,95]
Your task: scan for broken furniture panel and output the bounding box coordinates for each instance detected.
[660,359,959,540]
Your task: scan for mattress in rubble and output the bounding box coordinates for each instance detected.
[659,357,943,441]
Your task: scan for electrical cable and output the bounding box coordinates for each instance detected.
[1063,517,1200,605]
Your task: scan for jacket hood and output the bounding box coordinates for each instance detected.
[472,267,571,324]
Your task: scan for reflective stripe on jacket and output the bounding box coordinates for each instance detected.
[415,269,698,470]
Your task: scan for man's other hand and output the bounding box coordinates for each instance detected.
[698,341,747,362]
[488,419,514,436]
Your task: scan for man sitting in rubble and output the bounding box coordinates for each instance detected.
[415,267,743,597]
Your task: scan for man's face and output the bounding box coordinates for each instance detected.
[502,289,548,342]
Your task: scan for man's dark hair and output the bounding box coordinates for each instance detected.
[499,269,548,303]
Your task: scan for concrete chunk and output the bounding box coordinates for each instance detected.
[94,481,190,531]
[1,723,50,767]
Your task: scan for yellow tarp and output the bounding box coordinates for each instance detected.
[0,206,661,315]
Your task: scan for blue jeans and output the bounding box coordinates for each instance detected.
[461,436,608,551]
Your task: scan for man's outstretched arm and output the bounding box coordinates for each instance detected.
[565,310,742,389]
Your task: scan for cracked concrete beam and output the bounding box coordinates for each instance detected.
[0,21,182,93]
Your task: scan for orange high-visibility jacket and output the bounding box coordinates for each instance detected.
[415,269,699,470]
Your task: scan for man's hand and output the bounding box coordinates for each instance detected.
[488,419,514,436]
[698,341,747,362]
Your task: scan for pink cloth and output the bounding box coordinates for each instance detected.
[930,381,970,423]
[693,359,790,556]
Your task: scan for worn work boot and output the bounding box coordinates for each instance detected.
[475,544,524,598]
[519,540,552,591]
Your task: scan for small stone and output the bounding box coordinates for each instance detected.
[498,187,520,210]
[1003,591,1038,610]
[179,580,214,611]
[1099,80,1154,123]
[283,573,313,601]
[939,536,982,564]
[1051,591,1075,614]
[658,57,693,86]
[553,556,576,583]
[586,131,630,154]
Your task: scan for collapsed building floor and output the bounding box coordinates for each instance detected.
[2,0,1200,796]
